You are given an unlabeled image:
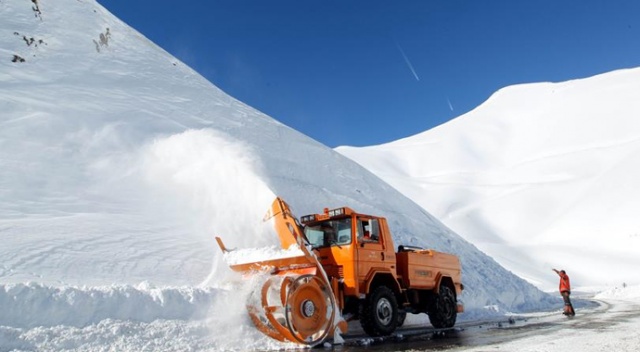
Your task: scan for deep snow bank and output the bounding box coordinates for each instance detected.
[0,283,217,328]
[0,279,296,351]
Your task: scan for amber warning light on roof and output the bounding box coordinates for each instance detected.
[301,207,349,224]
[328,207,345,217]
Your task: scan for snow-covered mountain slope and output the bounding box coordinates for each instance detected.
[338,68,640,292]
[1,0,554,350]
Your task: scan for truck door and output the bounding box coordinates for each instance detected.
[356,217,388,290]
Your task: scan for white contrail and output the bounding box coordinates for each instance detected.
[447,97,454,111]
[395,41,420,82]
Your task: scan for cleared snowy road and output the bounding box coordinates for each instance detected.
[339,297,640,351]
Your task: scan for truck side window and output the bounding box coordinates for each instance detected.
[358,218,379,243]
[369,219,380,242]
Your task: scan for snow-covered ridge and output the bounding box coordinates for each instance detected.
[337,67,640,292]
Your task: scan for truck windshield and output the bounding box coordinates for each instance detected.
[304,218,352,248]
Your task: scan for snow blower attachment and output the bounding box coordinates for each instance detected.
[216,197,464,347]
[215,198,347,346]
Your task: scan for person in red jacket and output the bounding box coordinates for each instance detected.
[553,268,575,316]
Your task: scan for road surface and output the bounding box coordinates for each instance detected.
[334,297,640,351]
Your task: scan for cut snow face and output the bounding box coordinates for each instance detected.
[1,0,556,350]
[0,281,294,351]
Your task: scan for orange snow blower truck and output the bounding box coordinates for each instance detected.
[216,197,463,346]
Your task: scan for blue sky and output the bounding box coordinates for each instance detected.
[99,0,640,147]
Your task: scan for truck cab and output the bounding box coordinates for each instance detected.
[302,208,397,298]
[300,206,463,336]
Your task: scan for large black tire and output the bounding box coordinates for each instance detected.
[427,285,457,328]
[360,286,399,336]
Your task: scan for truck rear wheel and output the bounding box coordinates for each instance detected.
[428,285,457,328]
[360,286,399,336]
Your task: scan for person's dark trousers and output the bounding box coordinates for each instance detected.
[562,291,575,316]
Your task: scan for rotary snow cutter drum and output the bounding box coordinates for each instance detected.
[248,273,336,345]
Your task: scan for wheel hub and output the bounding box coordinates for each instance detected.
[377,298,392,325]
[301,299,316,318]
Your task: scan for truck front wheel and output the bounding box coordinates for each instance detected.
[428,285,457,328]
[360,286,399,336]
